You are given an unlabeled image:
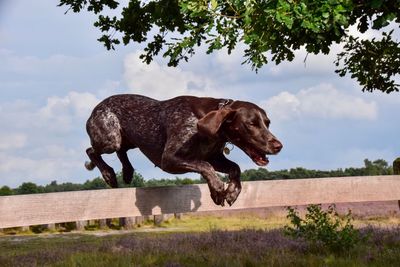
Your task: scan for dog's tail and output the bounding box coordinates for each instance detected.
[85,161,96,171]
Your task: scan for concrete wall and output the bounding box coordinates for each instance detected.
[1,175,399,228]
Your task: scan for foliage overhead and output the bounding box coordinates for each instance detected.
[58,0,400,93]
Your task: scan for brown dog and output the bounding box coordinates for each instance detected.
[85,94,282,206]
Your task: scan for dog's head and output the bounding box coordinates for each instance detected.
[197,100,282,166]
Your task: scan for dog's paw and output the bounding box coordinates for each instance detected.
[225,182,241,206]
[210,191,225,206]
[210,180,226,206]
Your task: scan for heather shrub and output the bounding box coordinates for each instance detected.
[284,204,361,254]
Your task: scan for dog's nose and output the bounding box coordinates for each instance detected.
[272,140,283,153]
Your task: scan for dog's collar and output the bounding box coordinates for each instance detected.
[218,99,234,109]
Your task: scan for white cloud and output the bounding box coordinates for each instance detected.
[0,133,27,150]
[123,51,221,99]
[98,80,121,98]
[35,91,100,133]
[40,91,100,119]
[0,100,39,130]
[215,45,246,73]
[0,91,101,186]
[266,44,342,78]
[1,92,99,137]
[0,50,81,76]
[262,83,378,120]
[0,151,83,186]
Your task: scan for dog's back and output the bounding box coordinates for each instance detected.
[86,94,166,164]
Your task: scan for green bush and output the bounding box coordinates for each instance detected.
[59,222,76,232]
[31,224,48,234]
[393,157,400,175]
[0,185,13,196]
[284,204,361,254]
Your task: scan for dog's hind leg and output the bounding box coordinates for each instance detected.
[116,149,134,184]
[86,147,118,188]
[86,109,123,188]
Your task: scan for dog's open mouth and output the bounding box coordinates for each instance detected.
[245,146,269,166]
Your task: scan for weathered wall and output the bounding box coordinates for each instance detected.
[1,175,399,228]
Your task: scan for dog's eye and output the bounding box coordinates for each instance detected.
[249,121,257,127]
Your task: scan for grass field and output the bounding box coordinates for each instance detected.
[1,214,400,266]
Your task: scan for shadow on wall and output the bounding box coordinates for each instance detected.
[135,185,202,215]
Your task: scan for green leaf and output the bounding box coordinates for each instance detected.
[370,0,383,9]
[211,0,218,10]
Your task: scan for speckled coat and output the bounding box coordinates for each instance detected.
[85,94,282,206]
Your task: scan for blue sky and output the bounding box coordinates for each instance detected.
[0,0,399,187]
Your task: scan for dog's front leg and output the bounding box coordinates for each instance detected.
[161,154,226,206]
[209,154,242,206]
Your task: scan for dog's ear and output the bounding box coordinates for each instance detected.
[197,109,235,137]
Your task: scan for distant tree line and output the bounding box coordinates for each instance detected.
[240,159,393,181]
[0,159,394,196]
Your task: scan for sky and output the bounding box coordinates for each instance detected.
[0,0,399,187]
